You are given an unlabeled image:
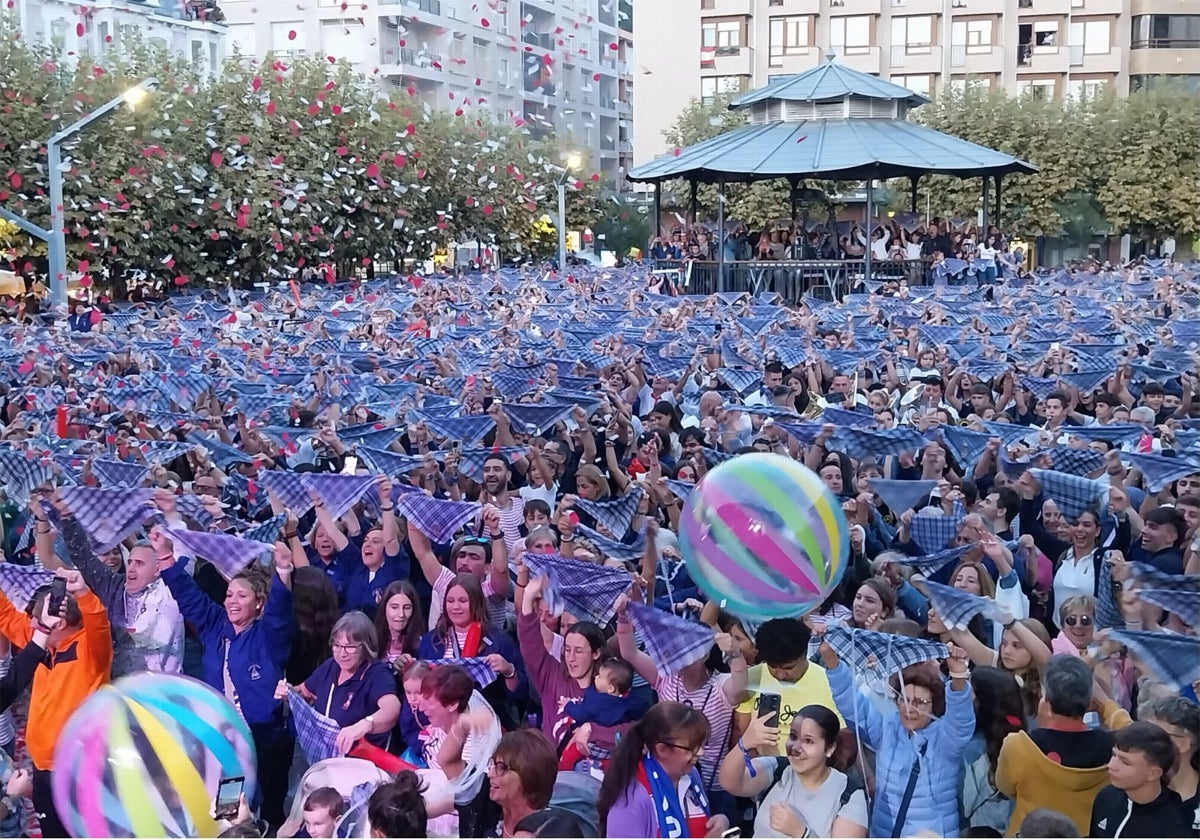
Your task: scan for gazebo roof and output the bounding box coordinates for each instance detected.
[629,57,1037,185]
[729,61,929,109]
[627,118,1037,184]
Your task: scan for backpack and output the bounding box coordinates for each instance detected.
[758,757,864,811]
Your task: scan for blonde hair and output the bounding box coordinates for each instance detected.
[1058,594,1096,622]
[574,465,612,500]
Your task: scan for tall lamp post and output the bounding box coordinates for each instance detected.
[556,153,581,273]
[0,77,158,308]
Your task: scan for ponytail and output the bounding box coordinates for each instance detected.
[597,720,646,836]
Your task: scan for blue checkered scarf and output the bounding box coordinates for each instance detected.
[626,602,714,674]
[396,495,481,544]
[574,486,643,538]
[824,625,948,678]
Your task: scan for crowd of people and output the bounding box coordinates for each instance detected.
[0,254,1196,839]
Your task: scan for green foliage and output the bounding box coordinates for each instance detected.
[910,83,1199,239]
[661,95,836,228]
[0,18,601,285]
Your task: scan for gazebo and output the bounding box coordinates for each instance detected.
[628,54,1037,290]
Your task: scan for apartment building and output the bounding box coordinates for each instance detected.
[634,0,1198,162]
[222,0,634,185]
[15,0,227,75]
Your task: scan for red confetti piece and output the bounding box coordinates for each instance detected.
[331,104,342,115]
[174,276,189,286]
[392,153,406,167]
[8,172,20,189]
[265,101,277,115]
[366,162,379,178]
[76,22,84,36]
[796,135,807,143]
[78,275,92,287]
[210,151,223,167]
[482,204,493,216]
[251,76,262,92]
[593,72,601,81]
[609,41,618,50]
[307,103,320,116]
[481,17,489,26]
[287,29,296,40]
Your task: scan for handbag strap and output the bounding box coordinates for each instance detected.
[891,742,927,838]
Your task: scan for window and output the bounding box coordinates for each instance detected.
[321,20,365,64]
[1131,15,1200,48]
[769,16,811,65]
[701,20,742,49]
[893,15,933,48]
[701,0,714,8]
[1131,73,1200,94]
[892,74,933,95]
[1069,20,1110,54]
[950,75,993,93]
[228,23,256,56]
[1017,77,1056,98]
[191,40,204,65]
[830,16,872,55]
[1066,78,1108,98]
[952,19,993,48]
[700,75,744,105]
[270,21,305,54]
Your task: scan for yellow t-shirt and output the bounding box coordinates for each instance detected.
[735,663,843,756]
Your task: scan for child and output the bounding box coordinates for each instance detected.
[561,658,650,771]
[1089,722,1192,838]
[279,787,345,839]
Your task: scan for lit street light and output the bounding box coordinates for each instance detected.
[556,152,582,274]
[0,77,159,308]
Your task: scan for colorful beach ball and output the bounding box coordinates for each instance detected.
[678,453,849,621]
[52,673,257,838]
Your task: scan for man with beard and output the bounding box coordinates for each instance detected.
[481,453,525,559]
[407,506,510,631]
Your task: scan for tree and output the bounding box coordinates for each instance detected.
[660,95,835,230]
[0,17,602,290]
[909,83,1198,240]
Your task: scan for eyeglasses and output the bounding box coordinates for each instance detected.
[487,759,511,775]
[663,742,703,759]
[1064,614,1093,627]
[331,643,360,654]
[898,695,932,709]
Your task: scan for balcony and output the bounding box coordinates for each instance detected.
[950,43,1006,74]
[702,44,755,76]
[1070,0,1125,15]
[830,44,883,75]
[1016,44,1069,73]
[826,0,884,17]
[700,0,753,17]
[1069,44,1123,73]
[1129,44,1200,74]
[889,43,944,74]
[886,0,952,15]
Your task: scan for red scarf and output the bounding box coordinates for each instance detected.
[460,622,482,659]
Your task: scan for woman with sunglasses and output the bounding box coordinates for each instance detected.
[597,702,729,838]
[820,638,976,838]
[1053,595,1134,711]
[278,611,401,754]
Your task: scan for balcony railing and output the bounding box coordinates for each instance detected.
[1130,38,1200,49]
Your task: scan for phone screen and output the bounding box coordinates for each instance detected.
[757,693,781,729]
[215,776,244,820]
[340,455,359,475]
[48,578,67,614]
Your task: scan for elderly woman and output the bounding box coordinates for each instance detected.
[486,729,561,838]
[1052,595,1134,711]
[277,611,401,753]
[820,638,975,837]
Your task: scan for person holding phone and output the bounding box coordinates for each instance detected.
[0,568,112,838]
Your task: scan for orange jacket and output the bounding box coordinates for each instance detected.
[0,589,112,769]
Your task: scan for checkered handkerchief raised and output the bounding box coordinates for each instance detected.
[917,579,1009,630]
[165,526,273,580]
[573,524,646,562]
[300,473,379,520]
[0,563,55,612]
[0,450,53,504]
[288,690,341,765]
[908,511,963,554]
[355,446,425,477]
[868,478,937,515]
[257,471,314,517]
[187,433,255,470]
[424,658,498,689]
[1028,469,1109,520]
[522,552,631,626]
[627,601,714,673]
[900,545,972,576]
[1120,451,1200,493]
[938,426,993,468]
[396,495,481,544]
[175,493,217,529]
[418,414,496,447]
[500,403,575,437]
[90,459,151,488]
[240,513,288,548]
[1107,629,1200,693]
[1128,562,1200,592]
[824,625,948,678]
[835,427,927,460]
[1136,589,1200,628]
[56,487,156,553]
[1048,448,1105,477]
[574,486,643,538]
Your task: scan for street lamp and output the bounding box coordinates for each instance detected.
[0,77,159,308]
[556,152,582,274]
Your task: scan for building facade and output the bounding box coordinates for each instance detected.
[222,0,634,185]
[16,0,227,75]
[634,0,1198,162]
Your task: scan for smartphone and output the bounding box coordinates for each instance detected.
[340,455,359,475]
[214,776,245,821]
[48,577,67,615]
[721,829,743,839]
[757,692,782,729]
[450,439,461,453]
